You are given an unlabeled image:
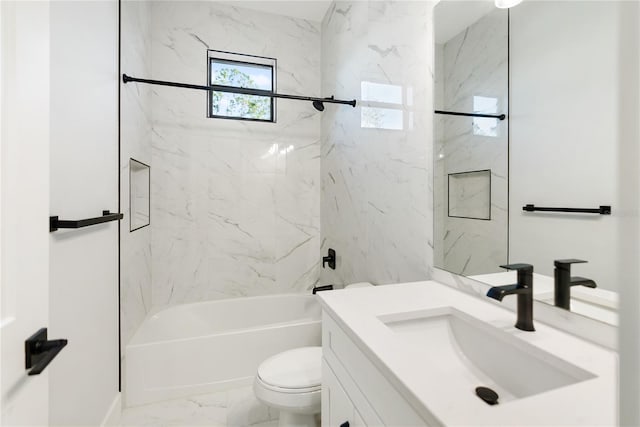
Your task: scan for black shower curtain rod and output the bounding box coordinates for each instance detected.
[435,110,506,120]
[122,74,357,111]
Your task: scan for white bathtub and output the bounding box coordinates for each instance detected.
[125,294,321,407]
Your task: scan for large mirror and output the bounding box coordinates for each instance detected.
[433,1,508,277]
[434,0,629,326]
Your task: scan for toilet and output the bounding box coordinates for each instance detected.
[254,346,322,427]
[254,282,373,427]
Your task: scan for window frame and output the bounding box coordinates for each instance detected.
[207,49,277,123]
[359,80,408,131]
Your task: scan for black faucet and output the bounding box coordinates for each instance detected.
[486,263,535,331]
[554,259,597,310]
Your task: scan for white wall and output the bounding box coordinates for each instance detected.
[149,2,322,307]
[509,1,628,292]
[120,0,153,348]
[0,1,50,424]
[618,1,640,424]
[49,1,119,424]
[320,1,434,286]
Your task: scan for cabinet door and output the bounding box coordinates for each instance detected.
[322,359,354,427]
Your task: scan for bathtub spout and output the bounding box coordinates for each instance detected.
[312,285,334,294]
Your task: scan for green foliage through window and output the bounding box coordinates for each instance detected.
[209,57,275,121]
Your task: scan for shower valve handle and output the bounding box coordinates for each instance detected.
[322,248,336,270]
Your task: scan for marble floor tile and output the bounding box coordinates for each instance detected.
[121,386,278,427]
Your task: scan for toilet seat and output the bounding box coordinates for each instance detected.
[256,376,320,394]
[253,346,322,426]
[257,347,321,391]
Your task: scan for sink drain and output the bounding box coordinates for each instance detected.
[475,386,499,405]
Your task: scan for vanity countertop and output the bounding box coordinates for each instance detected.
[318,281,617,426]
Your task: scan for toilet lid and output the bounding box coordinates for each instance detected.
[257,347,322,390]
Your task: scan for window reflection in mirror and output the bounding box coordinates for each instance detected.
[473,96,499,137]
[360,81,409,130]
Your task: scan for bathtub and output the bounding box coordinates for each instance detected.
[125,294,321,407]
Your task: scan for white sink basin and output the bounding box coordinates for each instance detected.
[379,307,596,404]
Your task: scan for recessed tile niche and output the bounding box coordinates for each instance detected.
[130,158,150,231]
[448,170,491,220]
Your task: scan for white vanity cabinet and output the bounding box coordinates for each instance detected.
[321,312,429,427]
[321,360,359,427]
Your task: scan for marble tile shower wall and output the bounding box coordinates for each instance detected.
[121,0,153,346]
[434,9,508,276]
[319,1,434,286]
[434,44,446,269]
[150,2,322,306]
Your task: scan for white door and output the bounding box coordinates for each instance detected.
[1,1,53,425]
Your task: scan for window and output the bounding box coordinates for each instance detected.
[207,50,276,122]
[360,81,408,131]
[472,96,499,137]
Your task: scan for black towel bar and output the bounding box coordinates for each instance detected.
[50,210,123,232]
[522,204,611,215]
